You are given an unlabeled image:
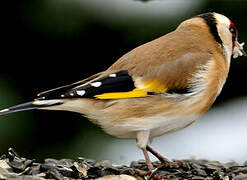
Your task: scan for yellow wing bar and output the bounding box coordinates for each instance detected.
[94,88,148,99]
[142,79,167,93]
[94,79,167,99]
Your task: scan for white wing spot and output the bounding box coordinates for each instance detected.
[33,100,62,106]
[91,82,102,87]
[76,90,86,96]
[70,92,74,96]
[61,94,65,97]
[0,109,9,113]
[109,73,117,77]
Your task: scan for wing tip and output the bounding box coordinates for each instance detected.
[0,100,63,116]
[0,108,10,115]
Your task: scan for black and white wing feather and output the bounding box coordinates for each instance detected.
[37,70,137,100]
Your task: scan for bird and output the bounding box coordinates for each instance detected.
[0,12,246,173]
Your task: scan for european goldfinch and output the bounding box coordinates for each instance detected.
[0,12,246,172]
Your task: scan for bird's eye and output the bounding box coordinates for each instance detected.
[229,27,235,34]
[229,22,237,40]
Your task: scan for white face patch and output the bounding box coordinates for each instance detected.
[214,13,232,64]
[109,73,117,77]
[91,82,102,87]
[214,13,230,27]
[76,90,86,96]
[70,92,74,96]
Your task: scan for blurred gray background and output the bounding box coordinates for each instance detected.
[0,0,247,165]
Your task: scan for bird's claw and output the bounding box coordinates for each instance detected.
[160,160,192,169]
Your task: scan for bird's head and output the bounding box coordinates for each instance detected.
[200,12,246,59]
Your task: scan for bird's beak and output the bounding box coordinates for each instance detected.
[233,41,247,58]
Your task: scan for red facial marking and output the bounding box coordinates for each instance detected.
[230,21,237,31]
[229,21,238,50]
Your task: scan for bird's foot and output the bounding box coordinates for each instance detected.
[145,145,192,169]
[130,159,155,176]
[134,168,152,176]
[134,166,158,178]
[160,159,192,169]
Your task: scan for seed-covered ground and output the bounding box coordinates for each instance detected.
[0,148,247,180]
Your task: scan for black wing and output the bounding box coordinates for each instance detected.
[37,70,136,100]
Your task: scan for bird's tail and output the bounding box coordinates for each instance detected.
[0,100,63,115]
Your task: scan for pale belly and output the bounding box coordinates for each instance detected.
[103,114,201,139]
[59,97,203,140]
[149,114,200,138]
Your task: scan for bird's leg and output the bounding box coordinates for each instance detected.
[136,130,153,173]
[146,145,178,167]
[146,145,190,168]
[142,147,154,172]
[146,145,170,163]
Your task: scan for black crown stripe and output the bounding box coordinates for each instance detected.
[197,12,223,45]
